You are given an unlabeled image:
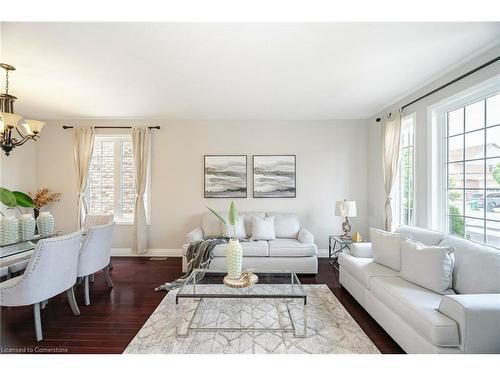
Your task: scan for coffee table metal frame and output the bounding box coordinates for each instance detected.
[175,268,307,338]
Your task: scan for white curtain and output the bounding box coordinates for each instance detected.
[382,109,402,231]
[73,126,95,229]
[132,127,151,254]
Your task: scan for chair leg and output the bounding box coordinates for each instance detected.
[90,273,95,283]
[41,299,47,309]
[33,303,43,341]
[76,277,82,286]
[103,265,114,288]
[66,287,80,316]
[84,275,91,306]
[108,261,113,270]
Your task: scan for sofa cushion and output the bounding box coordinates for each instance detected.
[370,276,459,347]
[266,213,300,238]
[400,240,455,295]
[439,235,500,294]
[370,228,409,271]
[251,216,276,240]
[213,240,269,257]
[221,214,246,238]
[268,239,317,257]
[201,212,223,237]
[241,212,265,237]
[394,225,444,246]
[182,240,269,257]
[339,253,398,290]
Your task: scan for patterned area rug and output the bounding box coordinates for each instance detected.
[125,284,379,354]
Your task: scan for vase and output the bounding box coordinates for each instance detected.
[37,211,55,237]
[0,217,19,246]
[19,214,36,240]
[226,239,243,280]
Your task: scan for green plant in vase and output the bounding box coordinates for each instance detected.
[206,201,243,279]
[0,187,34,215]
[0,187,35,244]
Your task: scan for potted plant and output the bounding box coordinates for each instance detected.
[207,201,243,280]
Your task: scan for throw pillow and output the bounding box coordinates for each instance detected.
[222,214,246,239]
[370,228,409,271]
[251,216,276,240]
[400,239,455,294]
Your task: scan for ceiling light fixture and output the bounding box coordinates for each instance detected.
[0,63,44,156]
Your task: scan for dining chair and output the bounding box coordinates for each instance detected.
[82,214,115,272]
[0,231,84,341]
[82,214,114,231]
[7,259,30,279]
[0,266,8,280]
[77,222,114,306]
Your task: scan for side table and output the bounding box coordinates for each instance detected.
[328,235,354,271]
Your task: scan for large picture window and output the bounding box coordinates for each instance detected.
[446,93,500,247]
[86,135,136,223]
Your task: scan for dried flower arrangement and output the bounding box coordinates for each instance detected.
[29,188,61,210]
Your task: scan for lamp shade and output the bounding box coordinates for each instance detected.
[0,112,22,129]
[24,119,45,134]
[335,200,357,217]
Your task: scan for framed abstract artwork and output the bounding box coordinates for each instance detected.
[204,155,247,198]
[253,155,296,198]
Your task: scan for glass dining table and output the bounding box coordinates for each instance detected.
[0,232,63,266]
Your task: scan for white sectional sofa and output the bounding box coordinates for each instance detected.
[339,225,500,354]
[182,212,318,274]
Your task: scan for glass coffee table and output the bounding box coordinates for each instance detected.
[175,269,307,338]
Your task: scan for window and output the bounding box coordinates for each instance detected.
[446,92,500,247]
[86,135,136,223]
[395,115,416,226]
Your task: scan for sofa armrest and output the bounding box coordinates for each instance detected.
[298,228,314,244]
[350,242,373,258]
[185,227,204,244]
[438,294,500,353]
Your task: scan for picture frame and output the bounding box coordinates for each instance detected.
[253,155,296,198]
[204,155,248,198]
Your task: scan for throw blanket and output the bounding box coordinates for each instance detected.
[155,238,227,292]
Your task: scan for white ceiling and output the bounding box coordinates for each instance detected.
[1,22,500,120]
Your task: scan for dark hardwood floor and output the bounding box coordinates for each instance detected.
[0,258,404,354]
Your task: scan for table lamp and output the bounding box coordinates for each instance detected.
[335,199,357,239]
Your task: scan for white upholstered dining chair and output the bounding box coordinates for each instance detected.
[82,214,115,273]
[0,231,84,341]
[82,214,114,231]
[77,221,114,305]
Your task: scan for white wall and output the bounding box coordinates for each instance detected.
[0,142,37,195]
[367,44,500,231]
[35,119,369,251]
[0,23,38,214]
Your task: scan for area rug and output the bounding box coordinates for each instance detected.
[124,284,380,354]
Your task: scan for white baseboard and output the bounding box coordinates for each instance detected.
[111,248,182,257]
[112,248,329,258]
[318,249,329,258]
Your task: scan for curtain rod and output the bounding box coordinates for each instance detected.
[375,55,500,123]
[62,125,160,129]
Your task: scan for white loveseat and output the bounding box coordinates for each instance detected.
[339,225,500,354]
[182,212,318,274]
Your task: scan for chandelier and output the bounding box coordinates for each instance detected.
[0,63,44,156]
